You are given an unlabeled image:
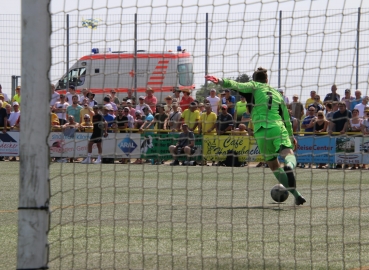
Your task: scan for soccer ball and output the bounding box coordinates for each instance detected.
[270,184,289,203]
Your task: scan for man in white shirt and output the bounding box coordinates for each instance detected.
[8,102,20,126]
[354,96,369,117]
[54,94,69,125]
[50,84,60,106]
[66,85,79,104]
[206,88,220,113]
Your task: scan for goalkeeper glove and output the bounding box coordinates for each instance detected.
[205,75,219,84]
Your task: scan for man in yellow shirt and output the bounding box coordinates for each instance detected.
[180,102,200,132]
[234,96,247,127]
[0,94,9,108]
[305,90,323,112]
[199,102,217,134]
[79,98,95,120]
[12,86,21,105]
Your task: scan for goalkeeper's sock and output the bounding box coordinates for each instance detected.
[273,168,301,199]
[285,154,297,170]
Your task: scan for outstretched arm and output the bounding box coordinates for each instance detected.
[205,75,255,94]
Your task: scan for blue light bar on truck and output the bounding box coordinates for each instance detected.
[91,48,99,54]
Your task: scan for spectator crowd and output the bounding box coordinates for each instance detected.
[0,82,368,168]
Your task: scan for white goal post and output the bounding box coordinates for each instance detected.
[17,0,51,269]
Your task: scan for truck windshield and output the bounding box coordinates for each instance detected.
[57,67,86,89]
[178,63,193,86]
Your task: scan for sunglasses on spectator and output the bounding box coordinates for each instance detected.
[118,110,123,112]
[221,108,226,110]
[124,110,129,112]
[84,117,89,119]
[309,109,315,111]
[317,114,323,116]
[314,98,319,100]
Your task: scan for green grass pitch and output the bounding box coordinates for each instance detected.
[1,162,369,269]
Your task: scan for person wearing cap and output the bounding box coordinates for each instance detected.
[110,89,120,105]
[87,92,98,107]
[168,123,196,166]
[289,94,304,131]
[172,87,182,102]
[139,106,155,131]
[80,114,93,132]
[8,102,20,127]
[216,104,234,135]
[341,89,355,109]
[81,106,108,164]
[277,88,289,105]
[180,101,200,132]
[167,102,182,131]
[353,96,369,117]
[164,95,174,114]
[179,88,194,111]
[350,90,362,111]
[125,99,136,117]
[65,85,78,104]
[323,84,340,104]
[12,86,21,105]
[206,88,220,113]
[50,84,60,106]
[221,89,236,115]
[54,94,70,125]
[305,90,323,111]
[79,98,95,121]
[66,94,83,123]
[102,105,115,128]
[205,68,306,206]
[0,84,9,102]
[144,87,157,114]
[0,94,9,108]
[199,102,217,135]
[136,95,151,113]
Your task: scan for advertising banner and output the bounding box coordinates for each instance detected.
[202,135,264,162]
[0,131,20,156]
[48,132,141,158]
[334,136,369,164]
[295,136,336,163]
[141,133,202,161]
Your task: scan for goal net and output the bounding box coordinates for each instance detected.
[16,0,369,269]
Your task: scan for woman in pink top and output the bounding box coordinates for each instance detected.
[179,89,193,111]
[144,87,157,114]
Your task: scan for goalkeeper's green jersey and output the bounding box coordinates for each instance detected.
[222,79,293,137]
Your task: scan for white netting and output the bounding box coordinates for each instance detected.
[5,0,369,269]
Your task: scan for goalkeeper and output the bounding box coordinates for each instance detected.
[205,68,306,205]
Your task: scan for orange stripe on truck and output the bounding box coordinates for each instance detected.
[149,76,165,80]
[80,53,191,61]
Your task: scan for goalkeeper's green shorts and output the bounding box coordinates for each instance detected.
[254,126,293,161]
